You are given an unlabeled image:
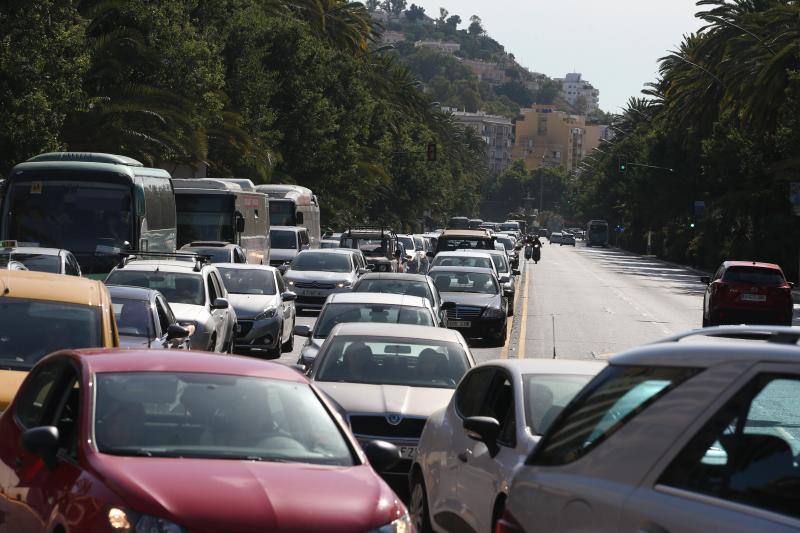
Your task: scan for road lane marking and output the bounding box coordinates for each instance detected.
[517,266,530,359]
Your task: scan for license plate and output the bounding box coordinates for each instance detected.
[399,446,418,459]
[741,294,766,302]
[449,320,471,328]
[299,289,329,298]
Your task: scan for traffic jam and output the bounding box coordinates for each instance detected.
[0,152,799,533]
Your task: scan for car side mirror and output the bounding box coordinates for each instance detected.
[362,440,400,472]
[212,297,229,309]
[166,323,190,340]
[281,291,297,302]
[512,269,520,276]
[463,416,501,456]
[499,274,510,284]
[21,426,60,470]
[357,268,370,275]
[293,324,312,337]
[700,276,711,285]
[440,301,456,310]
[365,264,375,271]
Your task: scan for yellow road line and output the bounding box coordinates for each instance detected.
[517,265,530,359]
[499,271,522,359]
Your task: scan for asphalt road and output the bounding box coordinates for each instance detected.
[276,241,799,367]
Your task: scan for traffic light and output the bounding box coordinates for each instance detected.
[426,141,437,162]
[690,222,695,229]
[618,157,627,174]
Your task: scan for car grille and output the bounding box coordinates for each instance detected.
[294,281,336,289]
[446,305,484,320]
[349,415,427,439]
[296,295,328,306]
[236,320,254,338]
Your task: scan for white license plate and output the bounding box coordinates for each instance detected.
[741,294,766,302]
[449,320,471,328]
[399,446,418,459]
[300,289,329,298]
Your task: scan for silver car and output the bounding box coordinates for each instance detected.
[294,292,440,367]
[216,264,297,358]
[283,249,370,311]
[307,322,475,491]
[105,257,237,352]
[504,326,800,533]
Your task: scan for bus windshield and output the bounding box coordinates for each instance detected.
[5,179,132,273]
[269,199,297,226]
[175,195,235,247]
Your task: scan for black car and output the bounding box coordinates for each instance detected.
[107,285,192,349]
[352,272,453,326]
[428,266,507,347]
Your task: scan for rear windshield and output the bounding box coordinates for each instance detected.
[432,255,493,271]
[437,237,495,252]
[217,267,277,295]
[185,247,231,264]
[0,253,61,273]
[723,266,785,286]
[432,271,499,295]
[106,271,205,306]
[353,279,432,301]
[530,365,699,466]
[291,252,351,273]
[270,230,298,250]
[314,302,434,338]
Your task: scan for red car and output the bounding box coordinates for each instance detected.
[702,261,794,326]
[0,349,411,532]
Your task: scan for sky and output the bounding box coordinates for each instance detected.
[408,0,704,111]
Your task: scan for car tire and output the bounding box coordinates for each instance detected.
[507,298,515,317]
[282,321,295,352]
[207,334,217,352]
[410,472,433,533]
[493,322,508,348]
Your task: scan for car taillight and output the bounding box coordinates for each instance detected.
[495,509,525,533]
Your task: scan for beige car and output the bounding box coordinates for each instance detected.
[306,322,476,494]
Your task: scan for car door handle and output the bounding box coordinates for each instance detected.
[457,450,471,463]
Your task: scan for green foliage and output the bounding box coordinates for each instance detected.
[577,0,800,276]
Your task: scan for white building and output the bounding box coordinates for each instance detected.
[450,110,514,175]
[555,73,600,113]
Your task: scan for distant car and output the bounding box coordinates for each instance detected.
[319,239,340,249]
[429,266,508,347]
[269,225,310,269]
[503,326,800,533]
[340,228,402,273]
[483,249,519,315]
[434,229,495,256]
[0,241,82,275]
[0,271,118,411]
[0,349,410,532]
[180,241,248,264]
[216,264,297,358]
[307,322,476,494]
[105,257,237,353]
[494,235,519,269]
[295,292,440,367]
[411,358,605,533]
[397,234,429,274]
[352,272,452,327]
[701,261,794,326]
[108,285,192,349]
[283,249,370,311]
[560,233,576,246]
[549,232,563,244]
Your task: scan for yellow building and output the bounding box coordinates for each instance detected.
[512,105,588,172]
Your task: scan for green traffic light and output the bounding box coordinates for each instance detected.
[690,223,695,228]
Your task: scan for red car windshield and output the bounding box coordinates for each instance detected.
[94,372,355,466]
[723,267,785,286]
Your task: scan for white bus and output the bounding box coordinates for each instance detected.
[255,184,321,248]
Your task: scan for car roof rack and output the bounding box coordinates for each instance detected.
[342,226,395,237]
[654,325,800,346]
[117,251,212,271]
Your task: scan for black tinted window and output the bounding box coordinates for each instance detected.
[456,368,496,418]
[270,230,298,249]
[723,267,785,286]
[16,361,63,428]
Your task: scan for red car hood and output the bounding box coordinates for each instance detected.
[90,454,402,532]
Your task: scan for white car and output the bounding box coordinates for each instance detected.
[430,250,499,279]
[410,358,605,533]
[549,232,563,244]
[502,326,800,533]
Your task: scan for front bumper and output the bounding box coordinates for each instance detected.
[234,317,282,350]
[448,316,506,339]
[287,285,352,309]
[711,305,793,325]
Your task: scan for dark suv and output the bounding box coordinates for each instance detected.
[339,228,400,273]
[702,261,794,326]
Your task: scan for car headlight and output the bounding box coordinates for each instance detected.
[337,280,352,288]
[255,307,277,320]
[483,307,505,318]
[372,513,412,533]
[287,280,295,286]
[108,507,184,533]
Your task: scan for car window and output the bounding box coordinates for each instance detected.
[275,271,286,293]
[235,248,246,263]
[15,360,65,428]
[722,267,785,286]
[217,267,277,295]
[523,374,597,436]
[456,368,498,418]
[52,372,81,460]
[207,273,220,303]
[433,255,493,270]
[658,373,800,519]
[299,231,310,247]
[314,303,434,338]
[353,279,431,301]
[94,372,355,466]
[431,270,499,294]
[112,298,154,338]
[291,252,352,273]
[270,230,298,250]
[155,297,173,336]
[66,254,81,276]
[315,336,470,389]
[484,373,516,447]
[530,365,700,466]
[106,271,205,306]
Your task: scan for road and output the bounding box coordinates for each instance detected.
[276,241,719,365]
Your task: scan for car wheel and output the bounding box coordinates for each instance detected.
[410,472,433,533]
[282,320,295,352]
[207,334,217,352]
[507,298,515,317]
[493,321,508,348]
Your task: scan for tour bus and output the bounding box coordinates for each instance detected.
[254,184,321,248]
[172,179,270,265]
[0,152,176,277]
[587,219,610,247]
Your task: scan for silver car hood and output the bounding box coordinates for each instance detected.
[169,303,207,323]
[227,294,278,320]
[314,381,455,419]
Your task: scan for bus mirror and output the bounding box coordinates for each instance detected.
[296,212,304,224]
[235,213,245,233]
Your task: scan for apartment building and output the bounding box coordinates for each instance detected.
[450,110,514,175]
[554,73,600,113]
